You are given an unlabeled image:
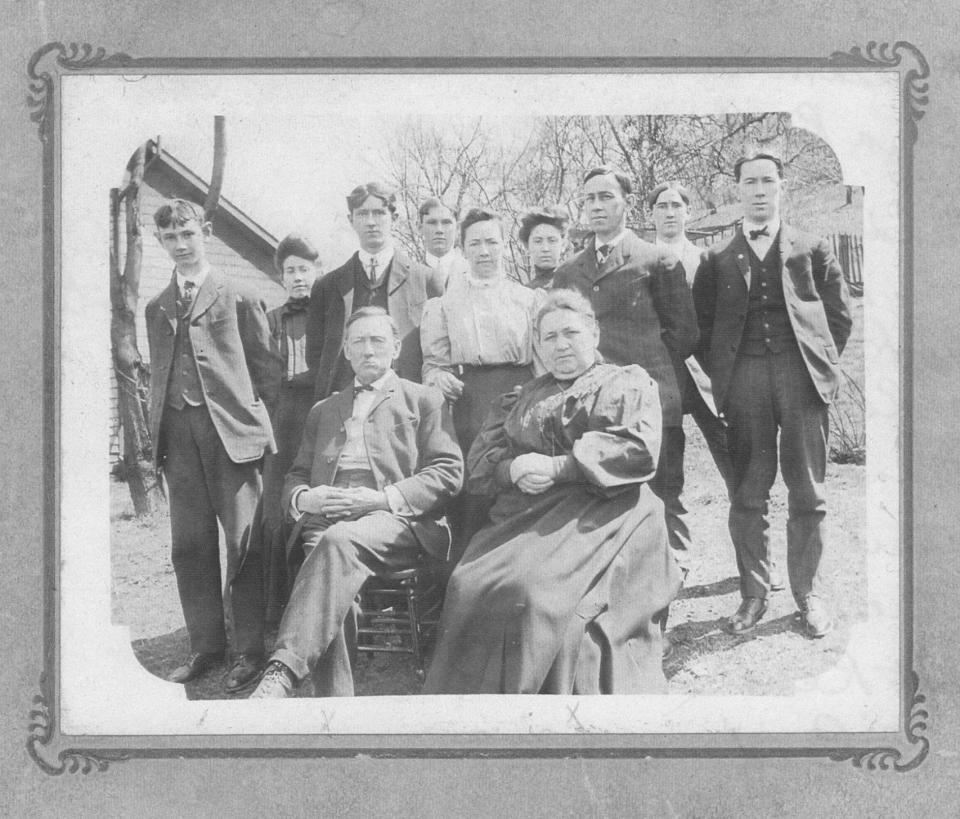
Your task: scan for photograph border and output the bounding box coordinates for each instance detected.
[25,41,929,773]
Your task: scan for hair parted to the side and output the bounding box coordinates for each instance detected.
[274,233,320,272]
[646,181,692,210]
[459,207,503,246]
[346,181,398,215]
[153,198,206,229]
[418,196,458,221]
[534,288,597,335]
[518,206,569,246]
[344,305,400,341]
[733,152,785,182]
[583,164,632,196]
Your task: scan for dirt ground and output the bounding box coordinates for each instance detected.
[111,299,866,700]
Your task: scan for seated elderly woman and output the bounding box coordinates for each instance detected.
[423,289,681,695]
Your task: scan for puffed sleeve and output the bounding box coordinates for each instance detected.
[570,365,662,488]
[465,389,521,496]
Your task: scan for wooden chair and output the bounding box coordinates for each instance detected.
[355,562,443,678]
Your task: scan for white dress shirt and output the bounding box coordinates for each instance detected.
[742,218,781,261]
[290,369,412,517]
[176,262,210,294]
[358,246,396,282]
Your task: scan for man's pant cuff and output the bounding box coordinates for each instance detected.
[270,647,310,683]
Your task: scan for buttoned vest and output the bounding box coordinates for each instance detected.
[740,239,795,356]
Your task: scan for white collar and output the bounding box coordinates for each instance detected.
[359,246,395,270]
[465,271,502,289]
[176,263,209,292]
[425,249,459,268]
[353,369,397,391]
[742,218,781,240]
[656,236,689,252]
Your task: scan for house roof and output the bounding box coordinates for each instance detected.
[143,139,279,253]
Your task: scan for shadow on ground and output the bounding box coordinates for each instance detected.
[132,629,428,700]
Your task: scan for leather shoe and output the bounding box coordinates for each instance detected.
[249,661,296,699]
[224,654,265,693]
[167,651,222,684]
[726,597,768,634]
[799,595,834,638]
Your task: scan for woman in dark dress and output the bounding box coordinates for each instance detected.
[519,206,568,290]
[424,289,681,695]
[262,234,323,625]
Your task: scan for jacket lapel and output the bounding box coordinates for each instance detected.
[778,222,797,284]
[157,273,179,333]
[387,252,408,295]
[729,229,752,292]
[337,255,359,345]
[189,271,221,321]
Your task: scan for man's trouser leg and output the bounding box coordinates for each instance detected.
[270,511,422,695]
[725,353,779,600]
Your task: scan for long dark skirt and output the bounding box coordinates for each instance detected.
[424,482,680,695]
[448,363,534,566]
[261,380,315,625]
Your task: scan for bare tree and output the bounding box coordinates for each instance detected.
[110,144,163,516]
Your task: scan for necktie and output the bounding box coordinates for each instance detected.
[178,280,196,317]
[368,256,378,283]
[353,383,375,397]
[596,243,612,266]
[748,225,770,241]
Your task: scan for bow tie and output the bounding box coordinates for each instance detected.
[596,243,613,266]
[353,383,375,397]
[748,225,770,241]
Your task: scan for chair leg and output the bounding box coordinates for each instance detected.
[403,579,424,677]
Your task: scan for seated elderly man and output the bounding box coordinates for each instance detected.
[250,306,463,698]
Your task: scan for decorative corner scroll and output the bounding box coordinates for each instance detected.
[829,671,929,772]
[829,41,930,144]
[26,42,134,143]
[27,686,129,775]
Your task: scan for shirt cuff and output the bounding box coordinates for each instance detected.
[551,455,578,482]
[384,485,414,517]
[289,487,308,520]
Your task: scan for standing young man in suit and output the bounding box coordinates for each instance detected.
[306,182,446,402]
[692,153,852,637]
[250,307,463,698]
[553,166,699,572]
[418,196,468,287]
[648,181,735,556]
[145,199,280,690]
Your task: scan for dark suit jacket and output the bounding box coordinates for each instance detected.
[552,231,698,427]
[692,224,852,413]
[145,269,281,465]
[281,375,464,560]
[306,250,445,401]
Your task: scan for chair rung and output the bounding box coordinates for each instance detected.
[358,645,417,655]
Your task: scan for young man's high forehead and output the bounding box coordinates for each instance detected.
[739,158,782,178]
